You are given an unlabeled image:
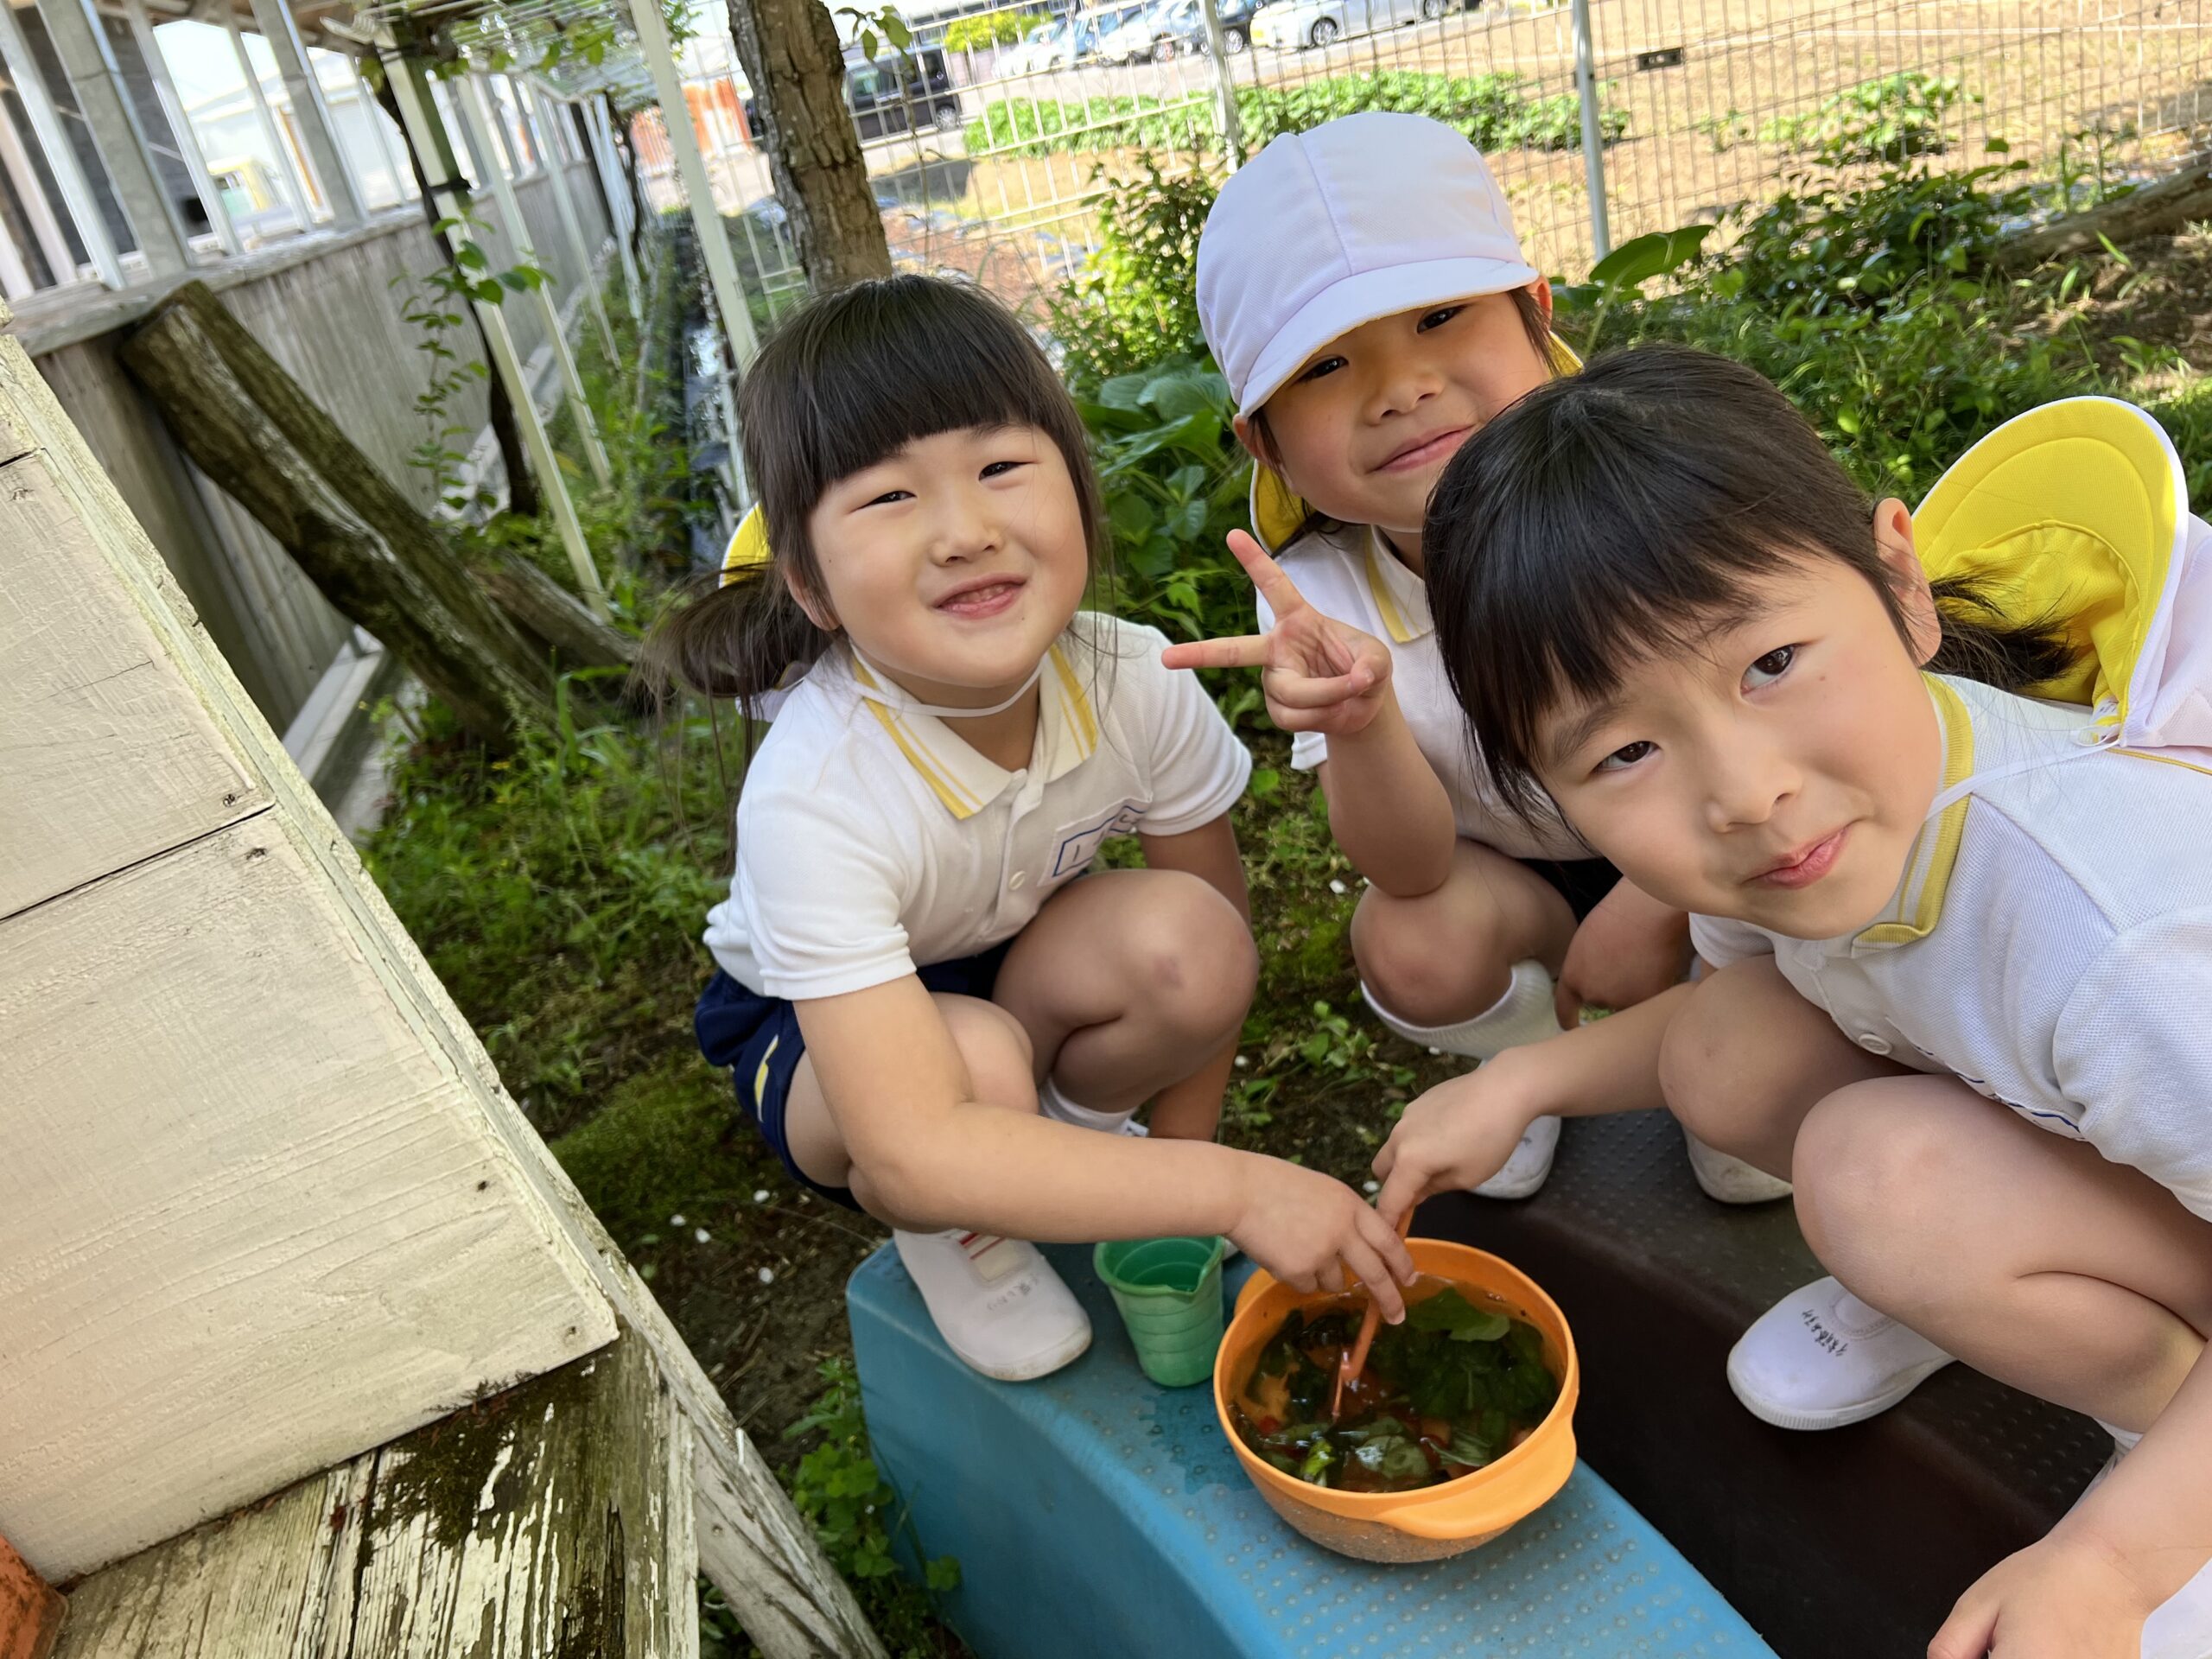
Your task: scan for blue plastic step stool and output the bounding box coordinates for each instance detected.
[849,1243,1777,1659]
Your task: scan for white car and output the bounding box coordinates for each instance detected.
[1091,0,1172,64]
[1000,16,1083,75]
[1251,0,1454,50]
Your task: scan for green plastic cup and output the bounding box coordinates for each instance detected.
[1093,1236,1228,1388]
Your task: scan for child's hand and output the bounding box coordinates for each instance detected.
[1373,1058,1546,1230]
[1230,1157,1418,1323]
[1161,531,1395,737]
[1929,1532,2158,1659]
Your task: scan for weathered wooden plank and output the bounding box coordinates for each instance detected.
[0,436,267,919]
[0,816,617,1580]
[53,1331,692,1659]
[49,1465,367,1659]
[0,320,869,1656]
[348,1331,687,1658]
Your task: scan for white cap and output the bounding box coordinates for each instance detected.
[1197,113,1540,417]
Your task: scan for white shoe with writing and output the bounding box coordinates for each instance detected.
[1726,1276,1953,1430]
[893,1228,1092,1382]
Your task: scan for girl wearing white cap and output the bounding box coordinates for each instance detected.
[1376,346,2212,1658]
[647,276,1416,1383]
[1172,111,1781,1204]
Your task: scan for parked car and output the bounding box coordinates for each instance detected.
[1146,0,1260,58]
[744,46,963,141]
[1251,0,1455,49]
[998,13,1103,73]
[1093,0,1179,64]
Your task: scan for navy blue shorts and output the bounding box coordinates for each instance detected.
[696,940,1014,1211]
[1525,855,1620,923]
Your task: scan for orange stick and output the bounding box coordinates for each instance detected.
[1331,1206,1416,1421]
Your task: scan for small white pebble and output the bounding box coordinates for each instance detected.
[1427,1046,1441,1056]
[758,1267,775,1284]
[1363,1179,1380,1194]
[753,1188,770,1204]
[694,1227,712,1243]
[1328,879,1347,895]
[1233,1055,1249,1069]
[669,1214,686,1227]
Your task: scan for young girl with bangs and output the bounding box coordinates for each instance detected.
[1176,111,1782,1204]
[1376,343,2212,1658]
[643,275,1415,1383]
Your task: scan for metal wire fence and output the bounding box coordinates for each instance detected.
[645,0,2212,326]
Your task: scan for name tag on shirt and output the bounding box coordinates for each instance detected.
[1051,802,1142,878]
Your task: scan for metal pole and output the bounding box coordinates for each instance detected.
[0,1,122,286]
[1196,0,1242,166]
[624,0,756,366]
[223,12,314,229]
[583,94,643,325]
[247,0,365,227]
[380,48,609,619]
[124,0,239,256]
[457,73,611,486]
[1569,0,1610,263]
[524,81,618,363]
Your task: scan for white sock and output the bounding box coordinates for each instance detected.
[1363,959,1565,1062]
[1039,1075,1138,1135]
[2095,1417,2145,1454]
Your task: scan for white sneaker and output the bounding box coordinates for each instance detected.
[1684,1130,1794,1204]
[1726,1276,1954,1430]
[893,1228,1091,1382]
[1473,1112,1560,1200]
[1363,959,1566,1065]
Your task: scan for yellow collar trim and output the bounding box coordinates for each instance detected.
[1855,677,1975,948]
[1363,534,1428,646]
[851,643,1099,820]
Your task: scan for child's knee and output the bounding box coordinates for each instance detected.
[937,995,1039,1110]
[1131,873,1257,1035]
[1351,893,1506,1024]
[1791,1084,1951,1265]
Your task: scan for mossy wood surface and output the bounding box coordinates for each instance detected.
[52,1329,693,1659]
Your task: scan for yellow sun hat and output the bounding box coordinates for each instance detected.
[1246,334,1585,552]
[1910,396,2194,742]
[719,503,772,586]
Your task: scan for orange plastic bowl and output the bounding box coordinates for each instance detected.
[1212,1239,1580,1562]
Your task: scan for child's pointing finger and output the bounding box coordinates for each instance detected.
[1160,633,1274,671]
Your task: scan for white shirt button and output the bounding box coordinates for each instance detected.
[1009,871,1027,890]
[1856,1033,1892,1056]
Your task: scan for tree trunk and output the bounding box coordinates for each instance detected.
[477,551,639,673]
[120,282,552,747]
[1991,154,2212,273]
[373,73,541,518]
[723,0,893,291]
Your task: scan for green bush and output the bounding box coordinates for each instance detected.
[1760,71,1969,167]
[1726,159,2038,314]
[944,6,1045,51]
[964,72,1626,159]
[1050,149,1217,390]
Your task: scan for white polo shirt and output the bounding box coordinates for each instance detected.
[1256,521,1587,861]
[705,613,1253,1000]
[1691,672,2212,1224]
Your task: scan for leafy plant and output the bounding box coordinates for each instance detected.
[944,6,1046,51]
[1051,150,1217,391]
[1552,222,1713,352]
[1723,159,2037,315]
[781,1359,960,1656]
[1759,71,1968,166]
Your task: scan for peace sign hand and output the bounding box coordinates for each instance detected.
[1160,531,1395,737]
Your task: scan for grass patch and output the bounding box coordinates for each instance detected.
[550,1055,756,1249]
